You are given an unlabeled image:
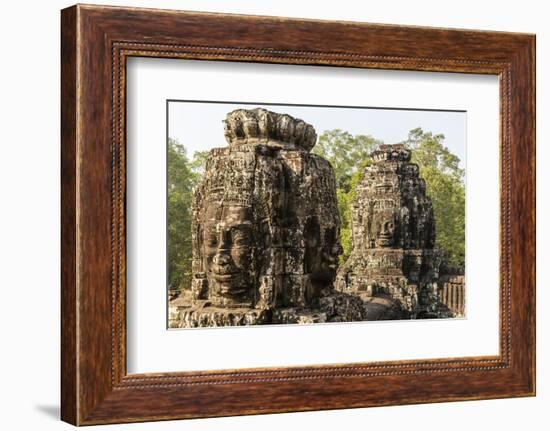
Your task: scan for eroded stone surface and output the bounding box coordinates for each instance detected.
[173,108,364,327]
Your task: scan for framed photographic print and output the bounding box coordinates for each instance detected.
[61,4,535,425]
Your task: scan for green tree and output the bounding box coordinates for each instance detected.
[402,128,465,268]
[167,139,206,292]
[313,129,381,192]
[336,164,369,262]
[189,150,209,176]
[313,130,381,261]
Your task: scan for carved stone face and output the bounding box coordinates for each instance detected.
[319,227,342,282]
[304,219,341,284]
[202,204,255,305]
[374,212,396,248]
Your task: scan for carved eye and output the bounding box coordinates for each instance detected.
[205,231,217,247]
[232,228,250,247]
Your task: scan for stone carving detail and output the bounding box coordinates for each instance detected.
[171,108,364,327]
[169,112,464,328]
[336,144,457,319]
[350,144,435,251]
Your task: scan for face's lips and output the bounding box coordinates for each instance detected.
[211,273,238,282]
[209,269,246,295]
[210,263,238,275]
[378,231,393,245]
[219,285,245,295]
[211,273,246,295]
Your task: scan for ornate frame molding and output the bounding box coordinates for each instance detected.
[61,5,534,425]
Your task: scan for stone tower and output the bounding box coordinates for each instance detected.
[170,108,364,327]
[336,144,444,318]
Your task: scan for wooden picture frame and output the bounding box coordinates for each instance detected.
[61,4,535,425]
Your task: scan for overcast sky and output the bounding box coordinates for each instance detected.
[168,101,466,169]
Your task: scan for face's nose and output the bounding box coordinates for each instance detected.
[212,253,230,266]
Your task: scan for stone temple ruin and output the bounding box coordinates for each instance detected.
[169,109,465,328]
[336,144,452,319]
[170,108,365,327]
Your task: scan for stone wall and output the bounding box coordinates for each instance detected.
[438,275,466,317]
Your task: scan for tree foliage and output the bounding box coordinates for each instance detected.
[335,165,369,262]
[313,129,381,192]
[167,139,206,291]
[402,128,465,268]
